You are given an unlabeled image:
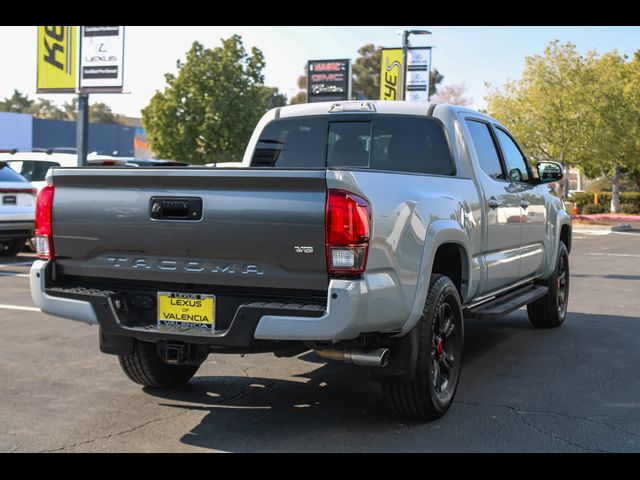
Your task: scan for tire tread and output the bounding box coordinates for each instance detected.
[382,274,463,421]
[118,341,199,388]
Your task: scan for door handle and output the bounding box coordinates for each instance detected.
[149,197,203,220]
[520,199,530,209]
[488,197,501,209]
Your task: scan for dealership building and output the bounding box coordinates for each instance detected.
[0,111,149,157]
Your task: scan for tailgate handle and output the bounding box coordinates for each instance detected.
[150,197,203,220]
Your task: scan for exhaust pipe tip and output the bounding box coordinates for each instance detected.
[351,347,390,367]
[315,347,391,368]
[379,348,391,368]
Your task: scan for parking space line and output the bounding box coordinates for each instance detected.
[0,261,34,268]
[586,253,640,258]
[0,304,40,312]
[0,272,30,278]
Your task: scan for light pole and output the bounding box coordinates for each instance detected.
[401,29,432,101]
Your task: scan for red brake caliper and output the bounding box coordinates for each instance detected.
[436,339,444,358]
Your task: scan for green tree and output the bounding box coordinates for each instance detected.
[485,41,592,197]
[61,99,118,124]
[89,102,118,124]
[0,89,34,113]
[142,36,273,164]
[27,99,66,119]
[626,51,640,190]
[289,69,307,105]
[579,50,640,212]
[486,41,640,210]
[352,44,382,99]
[260,86,287,110]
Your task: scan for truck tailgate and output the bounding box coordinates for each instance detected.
[50,168,328,291]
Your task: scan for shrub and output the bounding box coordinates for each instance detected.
[569,192,593,207]
[620,203,640,215]
[581,204,608,214]
[570,192,640,210]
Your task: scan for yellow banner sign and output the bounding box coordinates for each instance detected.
[37,26,78,93]
[380,48,403,100]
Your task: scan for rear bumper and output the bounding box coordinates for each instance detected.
[0,220,34,241]
[30,260,99,324]
[30,260,372,346]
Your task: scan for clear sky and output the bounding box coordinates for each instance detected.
[2,26,639,117]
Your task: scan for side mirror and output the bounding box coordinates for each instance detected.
[536,161,563,183]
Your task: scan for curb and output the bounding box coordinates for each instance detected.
[573,228,613,235]
[573,224,633,235]
[571,214,640,222]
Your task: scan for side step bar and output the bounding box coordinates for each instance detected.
[465,285,549,319]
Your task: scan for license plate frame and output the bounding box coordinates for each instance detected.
[157,291,216,333]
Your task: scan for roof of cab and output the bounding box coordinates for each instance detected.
[276,100,500,124]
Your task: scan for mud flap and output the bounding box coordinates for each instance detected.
[99,328,134,356]
[368,323,420,383]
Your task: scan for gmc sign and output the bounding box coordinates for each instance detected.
[307,59,351,103]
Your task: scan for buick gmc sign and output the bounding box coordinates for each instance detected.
[307,59,351,103]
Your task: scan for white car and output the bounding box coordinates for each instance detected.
[0,161,36,256]
[0,151,131,193]
[0,151,78,193]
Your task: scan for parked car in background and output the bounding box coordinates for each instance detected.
[0,151,136,194]
[126,158,190,167]
[0,162,36,256]
[203,162,244,168]
[0,151,78,193]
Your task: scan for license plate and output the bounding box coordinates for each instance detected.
[157,292,215,332]
[2,195,16,205]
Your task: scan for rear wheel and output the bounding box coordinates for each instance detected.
[527,241,569,328]
[382,274,464,420]
[118,340,200,388]
[0,239,24,257]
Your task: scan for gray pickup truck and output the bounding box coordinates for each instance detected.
[30,101,571,420]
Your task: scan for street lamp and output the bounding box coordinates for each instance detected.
[400,29,432,101]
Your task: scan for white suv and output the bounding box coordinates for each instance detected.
[0,151,78,193]
[0,151,131,193]
[0,161,36,256]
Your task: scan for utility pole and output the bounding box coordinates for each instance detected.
[402,31,409,101]
[76,93,89,166]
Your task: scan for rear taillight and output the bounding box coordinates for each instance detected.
[35,184,55,260]
[325,189,371,276]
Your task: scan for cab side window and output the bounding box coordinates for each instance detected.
[465,119,505,180]
[493,127,530,183]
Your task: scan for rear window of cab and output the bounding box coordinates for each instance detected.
[250,115,455,176]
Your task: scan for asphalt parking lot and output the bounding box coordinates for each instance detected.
[1,230,639,452]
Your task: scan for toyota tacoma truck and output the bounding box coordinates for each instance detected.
[30,101,571,420]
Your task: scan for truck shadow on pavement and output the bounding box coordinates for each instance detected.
[143,316,530,452]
